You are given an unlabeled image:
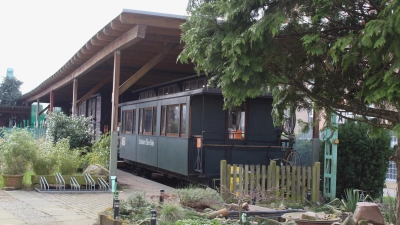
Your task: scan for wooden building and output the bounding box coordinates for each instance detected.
[19,9,195,136]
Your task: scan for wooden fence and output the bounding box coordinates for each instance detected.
[220,160,321,203]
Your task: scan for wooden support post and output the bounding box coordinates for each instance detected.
[72,79,78,115]
[49,91,54,113]
[109,50,121,185]
[111,50,120,131]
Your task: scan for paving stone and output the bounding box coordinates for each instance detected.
[0,218,26,225]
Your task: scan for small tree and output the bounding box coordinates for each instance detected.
[0,75,22,106]
[45,112,94,149]
[337,121,393,198]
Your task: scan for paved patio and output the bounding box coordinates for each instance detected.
[0,169,175,225]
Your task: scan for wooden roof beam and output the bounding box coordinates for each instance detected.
[119,42,178,95]
[77,75,112,106]
[24,24,147,102]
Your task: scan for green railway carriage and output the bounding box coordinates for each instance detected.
[119,76,284,185]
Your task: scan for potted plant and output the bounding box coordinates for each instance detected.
[0,127,37,189]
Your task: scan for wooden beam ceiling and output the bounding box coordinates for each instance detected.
[119,43,178,94]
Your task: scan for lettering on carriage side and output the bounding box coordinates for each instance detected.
[138,138,154,147]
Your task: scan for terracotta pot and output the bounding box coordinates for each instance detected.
[2,174,24,189]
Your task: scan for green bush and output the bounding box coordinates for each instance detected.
[53,138,82,175]
[45,112,94,149]
[175,187,224,210]
[0,128,37,175]
[336,121,393,198]
[31,139,58,175]
[84,132,110,169]
[159,204,186,225]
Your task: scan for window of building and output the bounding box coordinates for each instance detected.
[183,78,207,91]
[227,104,246,139]
[158,85,180,96]
[386,161,397,181]
[139,90,156,99]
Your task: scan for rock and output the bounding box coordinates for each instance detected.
[83,164,109,176]
[353,202,384,225]
[342,216,356,225]
[209,208,229,219]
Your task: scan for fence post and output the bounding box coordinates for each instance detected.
[220,160,227,197]
[312,163,317,202]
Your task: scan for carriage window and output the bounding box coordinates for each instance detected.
[167,105,180,136]
[132,110,136,134]
[183,83,190,91]
[152,106,157,135]
[227,104,246,139]
[143,108,153,134]
[139,108,143,134]
[122,111,127,133]
[198,79,205,88]
[161,106,166,135]
[181,104,186,137]
[122,110,133,134]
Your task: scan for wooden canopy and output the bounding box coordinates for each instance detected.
[20,9,195,107]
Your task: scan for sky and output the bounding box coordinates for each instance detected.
[0,0,188,94]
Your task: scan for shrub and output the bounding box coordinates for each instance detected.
[158,204,185,225]
[336,121,393,198]
[119,191,156,221]
[84,132,110,169]
[53,138,82,175]
[45,112,94,149]
[31,139,58,175]
[175,187,224,210]
[0,128,37,175]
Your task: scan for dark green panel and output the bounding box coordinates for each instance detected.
[247,98,277,143]
[136,136,158,167]
[119,134,137,161]
[190,95,225,139]
[158,137,189,175]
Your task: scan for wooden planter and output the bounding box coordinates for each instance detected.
[98,212,129,225]
[2,174,24,189]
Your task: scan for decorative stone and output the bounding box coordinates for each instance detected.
[353,202,384,225]
[342,216,356,225]
[83,164,109,176]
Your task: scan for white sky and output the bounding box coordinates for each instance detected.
[0,0,188,94]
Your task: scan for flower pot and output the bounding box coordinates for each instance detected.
[2,174,24,189]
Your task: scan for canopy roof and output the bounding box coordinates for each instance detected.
[20,9,195,105]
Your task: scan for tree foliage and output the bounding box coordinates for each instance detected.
[181,0,400,131]
[45,112,94,149]
[0,75,22,106]
[336,121,393,198]
[181,1,400,220]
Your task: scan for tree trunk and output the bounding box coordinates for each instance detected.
[390,139,400,225]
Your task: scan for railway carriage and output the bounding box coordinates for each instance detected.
[119,76,285,186]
